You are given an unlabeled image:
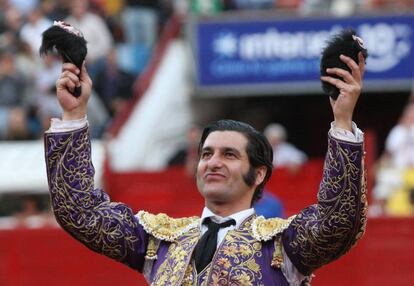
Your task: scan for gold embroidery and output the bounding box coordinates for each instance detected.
[287,135,367,273]
[151,228,200,286]
[182,263,196,286]
[145,236,160,260]
[354,149,368,245]
[216,257,231,269]
[137,211,200,241]
[205,217,265,286]
[271,237,283,269]
[251,215,295,241]
[46,128,140,262]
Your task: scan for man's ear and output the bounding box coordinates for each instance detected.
[254,166,267,186]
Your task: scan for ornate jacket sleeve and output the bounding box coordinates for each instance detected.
[44,126,148,271]
[282,134,367,275]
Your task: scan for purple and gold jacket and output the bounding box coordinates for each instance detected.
[45,126,367,285]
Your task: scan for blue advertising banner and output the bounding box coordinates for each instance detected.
[192,14,414,96]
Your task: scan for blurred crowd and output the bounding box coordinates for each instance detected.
[0,0,173,141]
[371,96,414,217]
[189,0,414,16]
[1,0,412,141]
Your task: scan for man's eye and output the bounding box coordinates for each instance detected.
[201,152,212,159]
[225,152,236,158]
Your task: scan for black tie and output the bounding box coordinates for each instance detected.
[194,217,236,273]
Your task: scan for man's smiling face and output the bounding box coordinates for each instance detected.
[196,131,257,208]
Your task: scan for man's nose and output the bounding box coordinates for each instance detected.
[207,153,224,169]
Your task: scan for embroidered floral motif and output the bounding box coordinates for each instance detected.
[216,257,231,269]
[137,211,200,241]
[285,135,367,274]
[151,228,200,286]
[45,127,141,264]
[251,215,295,241]
[202,217,265,286]
[152,244,187,285]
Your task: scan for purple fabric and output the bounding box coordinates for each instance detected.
[282,135,367,275]
[44,126,148,271]
[199,231,289,285]
[45,127,366,284]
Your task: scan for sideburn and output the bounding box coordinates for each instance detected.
[243,166,256,187]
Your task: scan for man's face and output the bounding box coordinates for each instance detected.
[196,131,257,206]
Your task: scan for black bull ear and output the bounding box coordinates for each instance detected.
[39,21,87,97]
[320,29,368,100]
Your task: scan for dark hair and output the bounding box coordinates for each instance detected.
[320,29,368,100]
[198,119,273,205]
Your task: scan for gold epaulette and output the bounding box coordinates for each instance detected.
[137,211,200,241]
[251,215,296,241]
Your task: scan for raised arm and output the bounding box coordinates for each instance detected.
[45,63,148,270]
[282,53,368,275]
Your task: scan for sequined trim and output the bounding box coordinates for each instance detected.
[182,263,196,286]
[137,211,200,242]
[145,236,160,260]
[271,237,283,269]
[251,215,295,241]
[143,236,160,283]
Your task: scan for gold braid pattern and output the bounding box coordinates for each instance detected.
[283,135,367,275]
[45,127,143,267]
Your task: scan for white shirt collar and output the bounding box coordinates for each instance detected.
[200,207,255,229]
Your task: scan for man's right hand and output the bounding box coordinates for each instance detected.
[56,62,92,120]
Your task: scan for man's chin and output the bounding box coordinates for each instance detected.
[200,188,227,202]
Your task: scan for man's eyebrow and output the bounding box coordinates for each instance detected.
[223,147,242,157]
[201,146,213,152]
[201,146,242,156]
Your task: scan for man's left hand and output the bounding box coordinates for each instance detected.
[321,52,365,131]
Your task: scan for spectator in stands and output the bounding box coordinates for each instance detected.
[14,195,41,225]
[0,50,34,140]
[1,5,24,52]
[371,101,414,216]
[19,8,52,56]
[191,0,224,14]
[34,53,62,132]
[9,0,39,16]
[361,0,414,12]
[15,39,39,87]
[384,102,414,169]
[253,123,306,218]
[264,123,308,173]
[233,0,275,9]
[121,0,160,47]
[65,0,113,81]
[300,0,357,16]
[254,191,285,218]
[40,0,69,21]
[93,48,135,118]
[44,51,366,285]
[13,194,56,228]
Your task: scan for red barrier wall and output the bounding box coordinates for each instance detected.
[105,160,326,218]
[0,217,413,286]
[2,155,410,286]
